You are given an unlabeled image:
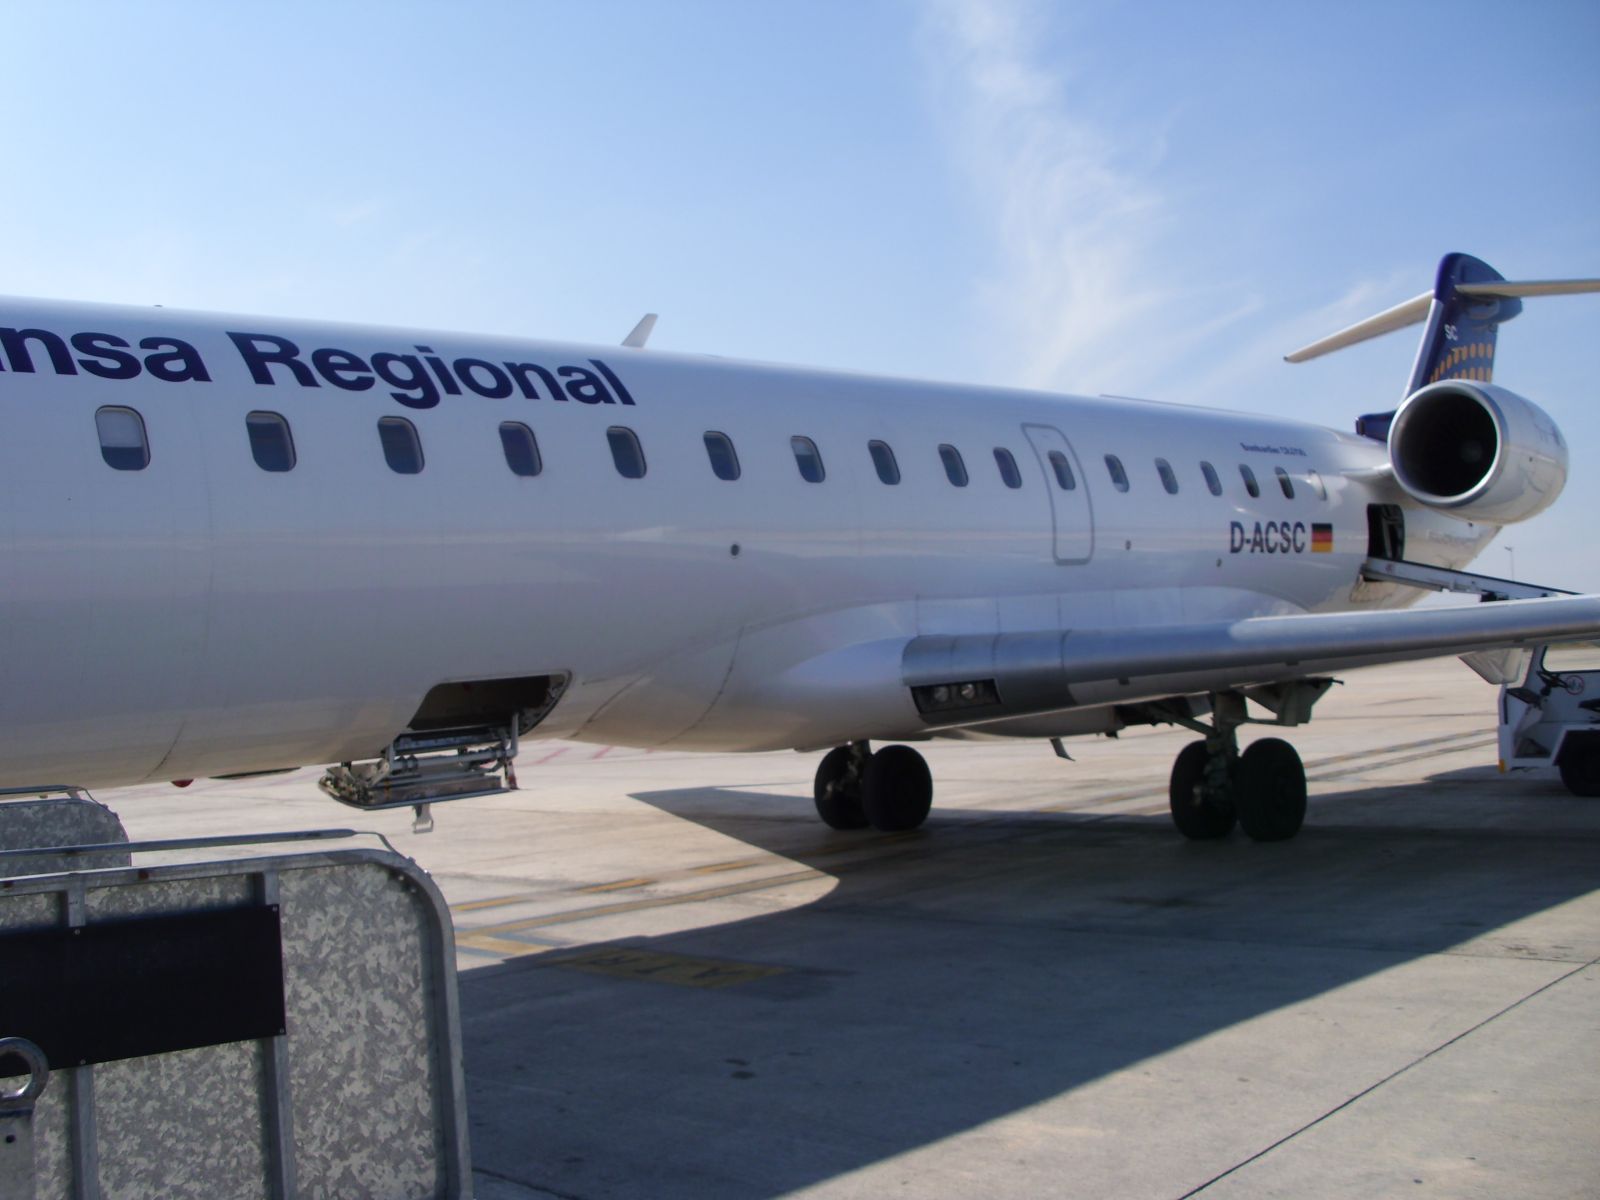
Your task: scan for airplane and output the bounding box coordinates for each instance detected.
[1,251,1597,842]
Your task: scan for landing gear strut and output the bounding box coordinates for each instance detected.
[813,742,933,832]
[1165,691,1310,842]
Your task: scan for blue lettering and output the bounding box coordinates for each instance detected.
[371,353,439,409]
[559,364,612,404]
[0,327,75,375]
[140,336,210,383]
[505,361,564,401]
[455,358,513,399]
[229,332,316,387]
[311,347,375,391]
[71,332,140,380]
[414,346,461,396]
[591,359,637,406]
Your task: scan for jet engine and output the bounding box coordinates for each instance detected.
[1387,380,1568,524]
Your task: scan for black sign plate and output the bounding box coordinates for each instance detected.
[0,906,286,1069]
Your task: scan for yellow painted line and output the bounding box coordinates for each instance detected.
[1309,736,1495,783]
[546,947,789,990]
[1030,731,1495,816]
[452,892,542,913]
[1109,733,1501,820]
[1035,788,1147,813]
[458,731,1496,931]
[453,875,659,912]
[456,933,558,959]
[472,868,827,938]
[578,876,657,894]
[689,857,768,875]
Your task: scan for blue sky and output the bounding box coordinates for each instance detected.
[6,1,1598,587]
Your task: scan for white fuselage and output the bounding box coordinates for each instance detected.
[0,297,1494,787]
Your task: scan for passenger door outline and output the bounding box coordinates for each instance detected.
[1022,424,1094,564]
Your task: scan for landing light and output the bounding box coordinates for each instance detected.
[913,679,1000,715]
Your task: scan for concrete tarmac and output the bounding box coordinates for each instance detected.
[104,658,1600,1199]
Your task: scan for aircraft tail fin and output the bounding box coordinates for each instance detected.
[1284,252,1600,440]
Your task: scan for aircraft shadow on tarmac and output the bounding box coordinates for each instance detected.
[459,781,1600,1199]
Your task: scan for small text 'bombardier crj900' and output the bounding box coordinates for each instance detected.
[2,253,1598,839]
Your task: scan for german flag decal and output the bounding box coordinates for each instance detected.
[1311,523,1334,553]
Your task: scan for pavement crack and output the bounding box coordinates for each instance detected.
[473,1163,589,1200]
[1174,954,1600,1198]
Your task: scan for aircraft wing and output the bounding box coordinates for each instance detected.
[903,594,1600,729]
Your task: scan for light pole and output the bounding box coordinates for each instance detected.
[1504,545,1516,581]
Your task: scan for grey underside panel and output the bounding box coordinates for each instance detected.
[904,594,1600,728]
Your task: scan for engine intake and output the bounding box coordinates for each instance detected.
[1387,381,1568,524]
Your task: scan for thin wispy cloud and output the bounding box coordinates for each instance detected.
[1173,270,1419,416]
[919,0,1251,395]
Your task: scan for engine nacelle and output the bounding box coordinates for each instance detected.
[1387,381,1568,524]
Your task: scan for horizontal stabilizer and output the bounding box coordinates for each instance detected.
[1456,278,1600,299]
[1284,292,1433,363]
[1285,258,1600,366]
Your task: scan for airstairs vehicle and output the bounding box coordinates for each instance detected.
[1498,641,1600,796]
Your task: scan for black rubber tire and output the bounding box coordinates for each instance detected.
[1557,734,1600,798]
[1168,739,1236,839]
[861,745,933,832]
[1235,737,1307,842]
[814,746,870,829]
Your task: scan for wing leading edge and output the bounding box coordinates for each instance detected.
[904,594,1600,730]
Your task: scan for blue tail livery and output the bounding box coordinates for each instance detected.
[1284,252,1600,441]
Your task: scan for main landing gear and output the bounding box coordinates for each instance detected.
[1167,692,1310,842]
[814,741,933,832]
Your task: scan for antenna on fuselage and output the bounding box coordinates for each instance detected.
[622,313,658,349]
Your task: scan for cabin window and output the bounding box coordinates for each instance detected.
[377,416,424,474]
[1306,468,1328,500]
[939,444,969,487]
[703,431,740,481]
[1156,458,1179,495]
[792,436,825,483]
[994,447,1023,489]
[607,426,646,479]
[1239,464,1260,498]
[1275,466,1295,499]
[1047,450,1076,490]
[1104,454,1129,492]
[246,411,296,472]
[95,406,150,471]
[1200,461,1223,496]
[500,422,543,477]
[869,440,901,485]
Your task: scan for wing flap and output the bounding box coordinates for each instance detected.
[904,595,1600,729]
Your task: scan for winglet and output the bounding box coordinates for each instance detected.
[622,313,658,349]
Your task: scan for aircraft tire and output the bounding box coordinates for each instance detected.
[814,746,870,829]
[1557,733,1600,798]
[861,745,933,832]
[1168,740,1236,839]
[1235,738,1307,842]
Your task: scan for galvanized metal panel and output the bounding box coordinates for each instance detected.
[0,797,128,877]
[0,846,467,1199]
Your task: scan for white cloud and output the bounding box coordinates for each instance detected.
[919,0,1252,395]
[1171,271,1418,416]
